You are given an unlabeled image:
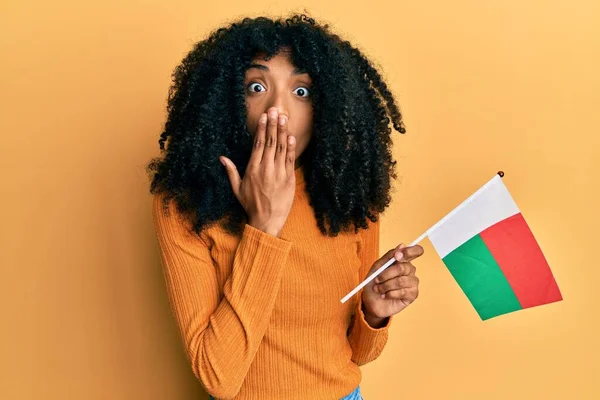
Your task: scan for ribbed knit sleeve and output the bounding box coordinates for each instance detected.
[152,193,292,399]
[347,217,393,366]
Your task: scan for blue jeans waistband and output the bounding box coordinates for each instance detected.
[208,385,362,399]
[341,385,363,400]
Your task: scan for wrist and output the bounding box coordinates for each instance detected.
[248,219,280,237]
[361,300,389,329]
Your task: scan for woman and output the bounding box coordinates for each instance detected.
[148,13,424,400]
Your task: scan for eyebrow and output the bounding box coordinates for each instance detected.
[247,63,308,76]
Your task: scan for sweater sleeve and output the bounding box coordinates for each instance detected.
[347,217,393,366]
[152,193,292,399]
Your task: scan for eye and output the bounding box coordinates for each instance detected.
[247,82,265,93]
[293,86,311,98]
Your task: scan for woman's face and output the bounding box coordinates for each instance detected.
[244,48,313,169]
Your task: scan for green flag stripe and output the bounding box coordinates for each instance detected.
[442,234,522,320]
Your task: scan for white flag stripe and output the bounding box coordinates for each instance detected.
[428,175,520,258]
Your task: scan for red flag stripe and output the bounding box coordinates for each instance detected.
[480,213,562,308]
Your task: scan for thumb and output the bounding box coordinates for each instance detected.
[373,245,404,270]
[219,156,241,198]
[385,244,404,260]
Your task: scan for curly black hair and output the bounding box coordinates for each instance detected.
[147,12,406,238]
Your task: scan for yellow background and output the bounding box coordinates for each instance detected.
[2,0,598,398]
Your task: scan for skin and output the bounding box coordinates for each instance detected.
[243,47,313,170]
[225,47,425,327]
[219,48,309,237]
[362,243,425,328]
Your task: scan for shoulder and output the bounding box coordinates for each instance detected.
[152,192,211,244]
[152,191,183,226]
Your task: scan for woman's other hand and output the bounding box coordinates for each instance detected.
[220,107,296,238]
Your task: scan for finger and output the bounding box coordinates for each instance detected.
[380,288,406,300]
[374,275,419,295]
[398,244,425,263]
[380,244,405,266]
[382,287,419,303]
[262,107,279,164]
[285,134,296,180]
[366,244,405,281]
[374,262,415,284]
[274,113,288,172]
[219,156,241,199]
[249,113,267,167]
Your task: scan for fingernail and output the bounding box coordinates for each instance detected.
[395,251,403,260]
[219,157,226,166]
[269,109,278,118]
[279,115,287,125]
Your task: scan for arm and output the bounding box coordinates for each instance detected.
[347,217,393,366]
[152,193,292,399]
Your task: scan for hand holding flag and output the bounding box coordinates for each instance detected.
[361,243,424,325]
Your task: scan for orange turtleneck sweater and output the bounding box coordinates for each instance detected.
[152,166,393,400]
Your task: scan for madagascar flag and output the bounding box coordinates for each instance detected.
[428,175,562,320]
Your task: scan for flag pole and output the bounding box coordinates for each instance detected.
[340,171,505,304]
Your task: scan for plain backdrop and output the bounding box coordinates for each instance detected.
[1,0,598,399]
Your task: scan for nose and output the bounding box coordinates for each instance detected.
[266,89,289,118]
[266,105,288,119]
